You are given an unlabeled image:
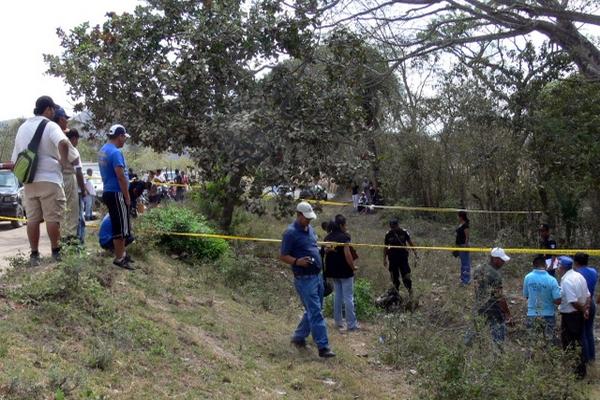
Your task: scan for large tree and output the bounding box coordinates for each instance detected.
[46,0,397,230]
[319,0,600,80]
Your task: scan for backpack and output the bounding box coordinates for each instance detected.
[13,120,48,184]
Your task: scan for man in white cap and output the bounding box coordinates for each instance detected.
[471,247,512,343]
[98,124,134,270]
[280,201,335,358]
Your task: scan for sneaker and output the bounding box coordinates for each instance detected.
[318,348,336,358]
[347,325,361,332]
[29,252,41,267]
[124,253,135,264]
[291,339,307,349]
[113,258,135,270]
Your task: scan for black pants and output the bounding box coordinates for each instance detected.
[389,257,411,291]
[561,311,586,378]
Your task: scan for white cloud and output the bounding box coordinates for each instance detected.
[0,0,139,121]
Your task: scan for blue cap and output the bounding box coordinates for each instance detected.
[54,106,70,120]
[558,256,573,270]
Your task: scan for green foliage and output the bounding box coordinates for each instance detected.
[378,313,586,400]
[324,278,378,321]
[138,204,229,261]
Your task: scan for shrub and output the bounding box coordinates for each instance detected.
[138,204,229,261]
[324,278,378,321]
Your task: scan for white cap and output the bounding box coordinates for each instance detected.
[490,247,510,262]
[296,201,317,220]
[108,124,131,138]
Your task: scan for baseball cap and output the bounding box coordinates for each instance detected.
[296,201,317,220]
[490,247,510,262]
[108,124,131,138]
[558,256,573,270]
[389,218,399,226]
[54,105,70,120]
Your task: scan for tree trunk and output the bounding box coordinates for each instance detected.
[220,172,243,232]
[537,19,600,80]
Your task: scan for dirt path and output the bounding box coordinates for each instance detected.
[0,222,50,274]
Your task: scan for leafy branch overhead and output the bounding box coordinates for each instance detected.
[318,0,600,80]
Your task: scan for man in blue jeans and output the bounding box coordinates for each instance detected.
[523,255,561,341]
[573,253,597,364]
[280,201,335,358]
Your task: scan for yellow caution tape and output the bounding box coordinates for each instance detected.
[307,199,542,215]
[0,215,27,222]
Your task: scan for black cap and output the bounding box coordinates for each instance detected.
[389,218,399,226]
[33,96,56,115]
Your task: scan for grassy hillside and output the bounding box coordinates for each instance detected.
[0,213,411,399]
[1,203,599,399]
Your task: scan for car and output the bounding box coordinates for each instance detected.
[0,169,25,228]
[81,161,103,198]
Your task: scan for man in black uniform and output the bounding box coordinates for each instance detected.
[384,218,418,295]
[539,223,558,276]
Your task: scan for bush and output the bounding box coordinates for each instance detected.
[138,204,229,261]
[324,278,378,321]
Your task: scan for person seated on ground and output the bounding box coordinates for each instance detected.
[357,192,369,214]
[99,214,134,251]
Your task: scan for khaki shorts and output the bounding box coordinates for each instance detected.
[23,182,66,224]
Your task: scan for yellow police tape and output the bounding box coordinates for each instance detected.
[3,216,599,255]
[307,199,542,215]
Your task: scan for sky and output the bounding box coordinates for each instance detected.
[0,0,140,121]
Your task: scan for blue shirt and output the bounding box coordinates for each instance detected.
[280,221,322,276]
[99,214,112,248]
[578,266,598,297]
[523,269,561,317]
[98,143,128,192]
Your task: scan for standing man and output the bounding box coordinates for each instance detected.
[84,168,96,220]
[384,218,418,296]
[539,223,558,276]
[174,169,185,201]
[573,253,597,364]
[557,256,590,378]
[280,201,335,358]
[98,124,134,270]
[65,128,86,244]
[11,96,70,266]
[472,248,512,344]
[523,255,561,341]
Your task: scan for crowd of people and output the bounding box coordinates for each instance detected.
[280,202,598,378]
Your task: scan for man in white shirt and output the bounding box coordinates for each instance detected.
[558,255,590,378]
[54,107,83,244]
[84,168,96,220]
[10,96,70,266]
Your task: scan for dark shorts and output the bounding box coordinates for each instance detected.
[102,191,131,240]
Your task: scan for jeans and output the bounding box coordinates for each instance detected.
[459,247,471,284]
[490,321,506,343]
[351,194,359,210]
[526,315,556,341]
[77,195,85,244]
[292,274,329,350]
[84,195,94,219]
[332,277,358,330]
[582,302,596,362]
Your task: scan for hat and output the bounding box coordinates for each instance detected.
[490,247,510,262]
[34,95,55,115]
[54,105,70,120]
[389,218,399,226]
[108,124,131,138]
[558,256,573,270]
[296,201,317,220]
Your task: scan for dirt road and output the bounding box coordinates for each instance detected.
[0,222,50,274]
